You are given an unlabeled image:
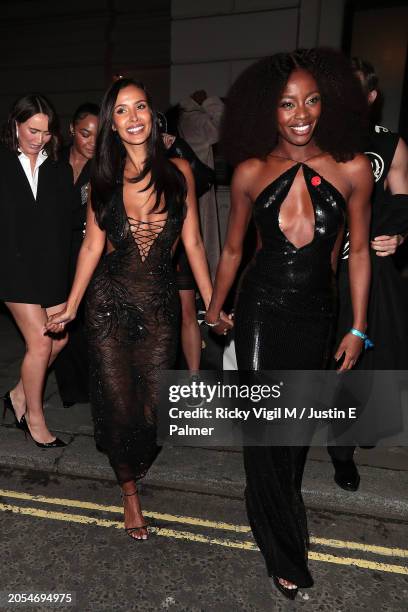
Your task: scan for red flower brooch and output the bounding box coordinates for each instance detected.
[311,176,321,187]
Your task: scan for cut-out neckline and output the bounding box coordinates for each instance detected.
[253,162,346,208]
[127,216,168,262]
[120,188,169,263]
[277,165,315,250]
[253,162,345,252]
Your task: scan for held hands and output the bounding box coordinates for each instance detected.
[44,307,77,334]
[204,310,234,336]
[334,332,364,371]
[371,234,404,256]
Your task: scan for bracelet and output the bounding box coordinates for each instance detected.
[204,316,221,328]
[350,328,374,350]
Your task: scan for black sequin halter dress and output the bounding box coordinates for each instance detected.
[86,187,184,485]
[234,160,346,587]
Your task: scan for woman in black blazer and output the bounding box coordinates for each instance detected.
[0,94,74,447]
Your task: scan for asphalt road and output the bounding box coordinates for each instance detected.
[0,468,407,612]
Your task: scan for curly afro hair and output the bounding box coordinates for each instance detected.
[222,47,369,166]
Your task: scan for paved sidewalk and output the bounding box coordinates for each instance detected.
[1,309,408,521]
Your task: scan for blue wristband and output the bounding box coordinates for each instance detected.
[350,328,374,350]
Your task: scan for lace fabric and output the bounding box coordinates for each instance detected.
[86,189,184,484]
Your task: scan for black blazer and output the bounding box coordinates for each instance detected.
[0,145,75,307]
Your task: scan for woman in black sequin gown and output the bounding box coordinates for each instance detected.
[206,49,373,596]
[46,78,214,540]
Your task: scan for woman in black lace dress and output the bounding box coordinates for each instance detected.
[46,78,215,540]
[206,49,373,598]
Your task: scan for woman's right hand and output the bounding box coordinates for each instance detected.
[45,307,77,334]
[205,310,234,336]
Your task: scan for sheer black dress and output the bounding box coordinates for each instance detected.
[234,161,346,587]
[86,188,184,484]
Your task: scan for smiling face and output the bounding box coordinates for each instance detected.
[71,114,99,160]
[17,113,52,157]
[112,85,152,146]
[277,69,321,147]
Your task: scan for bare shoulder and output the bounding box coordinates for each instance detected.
[344,153,372,174]
[342,153,373,187]
[233,157,263,187]
[170,156,191,177]
[392,137,408,165]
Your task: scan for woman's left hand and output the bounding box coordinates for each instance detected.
[334,332,364,371]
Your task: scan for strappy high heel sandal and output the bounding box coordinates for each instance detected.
[272,576,298,600]
[122,490,149,541]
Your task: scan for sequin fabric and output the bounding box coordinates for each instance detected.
[235,162,346,587]
[86,189,184,484]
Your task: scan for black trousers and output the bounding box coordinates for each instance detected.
[328,445,355,463]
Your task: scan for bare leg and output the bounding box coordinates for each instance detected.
[9,302,69,417]
[179,289,201,373]
[8,380,26,421]
[5,302,68,443]
[121,480,148,540]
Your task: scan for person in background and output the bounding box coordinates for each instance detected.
[328,57,408,491]
[159,111,215,376]
[54,103,100,408]
[0,94,74,447]
[178,90,224,279]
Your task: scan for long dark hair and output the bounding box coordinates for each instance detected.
[222,47,369,165]
[2,93,60,160]
[91,78,186,229]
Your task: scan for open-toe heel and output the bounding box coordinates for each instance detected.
[122,489,149,541]
[125,525,149,540]
[272,576,298,600]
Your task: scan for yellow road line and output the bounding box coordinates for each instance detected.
[1,501,407,576]
[309,536,408,559]
[0,489,250,533]
[308,551,408,575]
[0,502,257,551]
[1,489,408,560]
